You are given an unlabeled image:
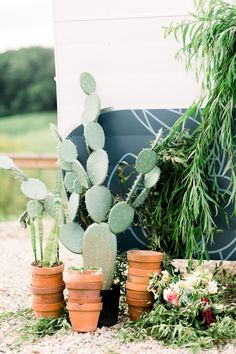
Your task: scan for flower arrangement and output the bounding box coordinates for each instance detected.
[120,265,236,350]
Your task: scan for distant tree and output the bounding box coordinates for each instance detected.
[0,47,57,116]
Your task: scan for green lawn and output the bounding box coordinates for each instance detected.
[0,111,57,153]
[0,111,58,220]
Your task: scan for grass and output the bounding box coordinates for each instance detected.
[0,111,57,153]
[0,111,58,220]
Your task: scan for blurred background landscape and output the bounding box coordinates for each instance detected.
[0,1,57,220]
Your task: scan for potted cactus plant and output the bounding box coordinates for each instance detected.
[52,72,164,327]
[0,157,65,318]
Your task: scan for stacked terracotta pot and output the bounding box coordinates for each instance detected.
[126,250,163,320]
[65,269,103,332]
[30,263,65,318]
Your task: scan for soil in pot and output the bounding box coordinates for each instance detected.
[98,284,120,327]
[67,302,103,332]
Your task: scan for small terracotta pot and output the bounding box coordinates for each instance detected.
[31,263,64,288]
[67,302,103,332]
[128,274,150,284]
[128,267,160,277]
[126,289,154,301]
[66,281,103,290]
[127,250,163,263]
[68,296,102,304]
[31,284,65,304]
[32,301,65,318]
[126,281,148,292]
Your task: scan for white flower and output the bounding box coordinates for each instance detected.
[161,270,170,283]
[206,280,218,294]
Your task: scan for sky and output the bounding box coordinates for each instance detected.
[0,0,54,53]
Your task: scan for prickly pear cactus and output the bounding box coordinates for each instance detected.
[67,192,80,222]
[60,222,84,254]
[81,93,100,125]
[64,172,77,193]
[84,122,105,151]
[83,223,117,290]
[144,166,161,188]
[135,148,157,174]
[87,149,108,185]
[132,188,150,209]
[108,201,134,234]
[80,72,96,95]
[57,140,78,163]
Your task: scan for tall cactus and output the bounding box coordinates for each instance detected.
[55,72,163,290]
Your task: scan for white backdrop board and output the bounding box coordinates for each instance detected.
[52,0,199,137]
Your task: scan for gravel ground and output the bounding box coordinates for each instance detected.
[0,220,235,354]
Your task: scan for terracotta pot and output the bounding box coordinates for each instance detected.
[127,250,163,263]
[127,250,163,270]
[126,281,148,292]
[32,301,65,318]
[31,263,64,288]
[126,289,154,301]
[31,264,65,318]
[68,296,102,304]
[128,303,152,321]
[64,269,102,284]
[66,281,103,290]
[126,297,153,307]
[67,288,101,299]
[128,267,160,277]
[67,302,103,332]
[127,274,150,284]
[31,284,65,304]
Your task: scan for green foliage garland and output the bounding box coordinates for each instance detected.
[136,0,236,260]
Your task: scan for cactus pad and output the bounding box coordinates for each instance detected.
[81,93,100,125]
[135,149,157,174]
[58,158,73,171]
[21,178,48,200]
[0,156,14,170]
[85,185,112,222]
[73,160,90,189]
[83,223,117,289]
[132,188,150,209]
[68,192,80,222]
[80,72,96,95]
[57,140,77,163]
[73,178,82,194]
[108,201,134,234]
[84,122,105,151]
[49,123,62,143]
[87,149,108,185]
[27,200,44,218]
[60,222,84,254]
[64,172,77,193]
[144,166,161,188]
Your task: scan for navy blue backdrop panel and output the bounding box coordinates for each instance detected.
[67,108,236,261]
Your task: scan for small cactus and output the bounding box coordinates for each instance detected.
[73,160,90,189]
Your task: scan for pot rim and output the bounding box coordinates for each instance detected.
[126,281,148,291]
[66,281,103,290]
[127,250,163,262]
[30,283,65,294]
[32,301,65,311]
[31,262,64,275]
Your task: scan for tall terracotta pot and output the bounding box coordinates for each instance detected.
[126,250,163,320]
[65,269,103,332]
[31,263,65,318]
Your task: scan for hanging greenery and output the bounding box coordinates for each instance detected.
[133,0,236,260]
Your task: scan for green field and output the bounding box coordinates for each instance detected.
[0,112,58,220]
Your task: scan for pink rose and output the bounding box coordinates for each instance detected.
[163,289,179,306]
